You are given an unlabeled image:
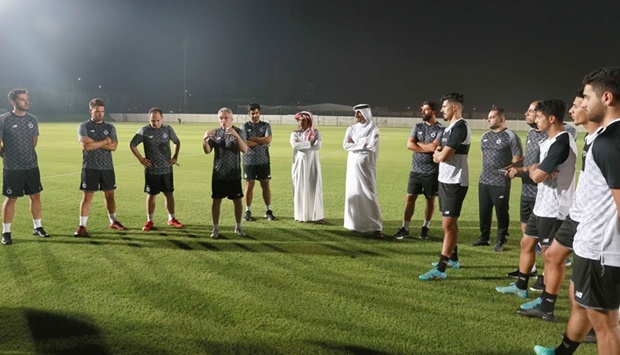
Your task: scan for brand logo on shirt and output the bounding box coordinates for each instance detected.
[11,125,17,128]
[147,135,153,138]
[575,291,583,298]
[90,130,95,133]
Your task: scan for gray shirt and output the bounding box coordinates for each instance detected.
[78,120,118,170]
[479,129,523,186]
[0,112,39,170]
[207,126,246,181]
[409,121,444,174]
[130,124,180,175]
[241,121,272,165]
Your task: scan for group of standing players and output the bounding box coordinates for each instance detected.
[2,66,620,354]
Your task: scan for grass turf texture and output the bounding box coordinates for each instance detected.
[0,123,596,354]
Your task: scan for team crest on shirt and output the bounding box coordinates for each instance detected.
[104,130,109,135]
[496,139,502,144]
[28,123,34,128]
[163,134,168,139]
[431,132,436,138]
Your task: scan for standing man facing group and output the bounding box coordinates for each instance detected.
[130,107,184,231]
[203,107,248,239]
[241,103,275,221]
[471,107,522,252]
[74,98,127,237]
[0,89,50,245]
[394,101,444,240]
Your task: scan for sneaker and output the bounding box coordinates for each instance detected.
[507,269,538,279]
[244,210,253,221]
[516,306,555,322]
[74,225,89,238]
[535,243,542,255]
[419,268,447,281]
[265,210,276,221]
[210,227,219,239]
[393,227,410,240]
[32,227,50,238]
[520,297,542,310]
[494,240,506,252]
[565,257,572,267]
[109,221,128,231]
[234,226,245,236]
[495,283,528,298]
[419,226,429,240]
[2,232,12,245]
[431,260,461,269]
[142,221,154,231]
[471,238,490,246]
[167,218,184,228]
[530,275,544,292]
[533,345,555,355]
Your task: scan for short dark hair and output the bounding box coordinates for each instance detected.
[582,66,620,98]
[248,103,261,112]
[441,92,464,105]
[536,99,566,123]
[148,107,163,116]
[422,101,438,111]
[574,89,584,99]
[8,88,28,102]
[89,98,105,109]
[490,105,505,116]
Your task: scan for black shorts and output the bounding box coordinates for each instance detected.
[212,179,243,200]
[438,183,468,218]
[243,164,271,181]
[145,172,174,195]
[520,197,536,224]
[407,171,439,199]
[2,168,43,197]
[554,215,579,250]
[524,214,563,247]
[80,169,116,192]
[572,254,620,310]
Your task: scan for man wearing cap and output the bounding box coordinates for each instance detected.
[343,104,383,238]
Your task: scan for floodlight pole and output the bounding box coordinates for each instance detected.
[182,38,190,113]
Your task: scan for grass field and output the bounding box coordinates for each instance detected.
[0,122,596,354]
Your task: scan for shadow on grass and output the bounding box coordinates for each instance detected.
[310,341,392,354]
[0,308,110,354]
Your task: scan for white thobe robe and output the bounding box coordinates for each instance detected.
[343,122,382,232]
[290,129,324,222]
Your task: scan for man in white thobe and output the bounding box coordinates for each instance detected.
[290,111,324,223]
[343,104,383,238]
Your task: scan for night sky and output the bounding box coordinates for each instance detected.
[0,0,617,112]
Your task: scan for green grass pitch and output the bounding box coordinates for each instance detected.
[0,122,596,354]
